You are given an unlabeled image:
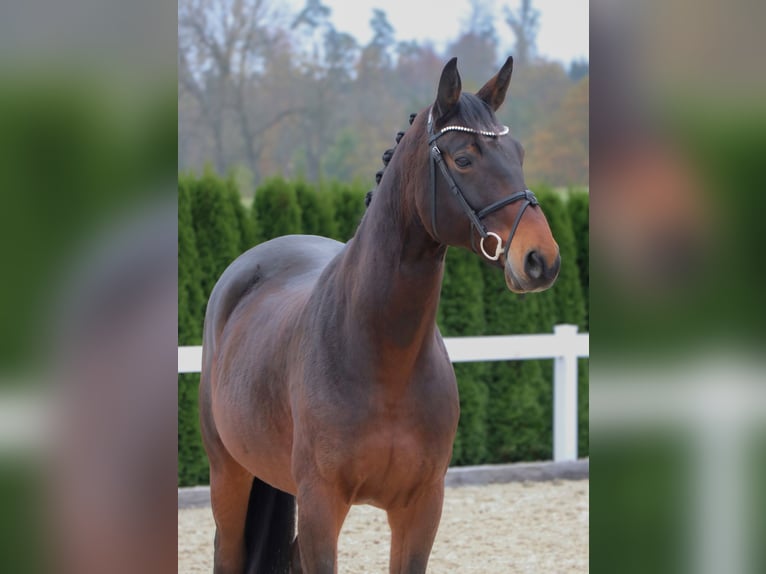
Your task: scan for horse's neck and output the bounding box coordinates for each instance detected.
[332,166,446,379]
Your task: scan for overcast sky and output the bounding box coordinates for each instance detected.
[284,0,588,65]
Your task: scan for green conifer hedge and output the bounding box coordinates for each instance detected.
[438,249,489,466]
[253,176,302,242]
[178,178,209,486]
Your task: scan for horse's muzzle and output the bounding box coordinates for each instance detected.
[504,250,560,293]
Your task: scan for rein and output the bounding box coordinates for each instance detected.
[426,107,539,261]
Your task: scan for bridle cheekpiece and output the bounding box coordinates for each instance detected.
[426,107,538,262]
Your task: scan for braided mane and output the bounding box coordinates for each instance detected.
[365,112,418,208]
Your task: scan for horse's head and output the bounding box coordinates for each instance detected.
[416,57,560,293]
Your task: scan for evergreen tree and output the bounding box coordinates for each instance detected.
[178,177,205,344]
[178,370,207,487]
[568,190,589,330]
[190,169,242,307]
[538,192,586,329]
[182,171,245,485]
[567,190,590,456]
[482,263,550,461]
[225,175,256,253]
[295,179,338,238]
[328,181,366,241]
[438,248,488,466]
[178,177,210,486]
[538,190,588,458]
[253,176,303,241]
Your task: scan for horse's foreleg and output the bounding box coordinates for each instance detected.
[387,483,445,574]
[296,480,350,574]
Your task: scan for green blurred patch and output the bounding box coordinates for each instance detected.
[747,429,766,574]
[0,460,45,573]
[591,431,692,574]
[593,104,766,358]
[0,77,176,377]
[674,108,766,349]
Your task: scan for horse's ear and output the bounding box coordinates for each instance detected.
[477,56,514,111]
[434,57,462,121]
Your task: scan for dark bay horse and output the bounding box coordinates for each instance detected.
[199,57,560,574]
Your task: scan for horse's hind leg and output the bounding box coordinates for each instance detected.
[200,373,253,574]
[386,483,445,574]
[209,456,253,574]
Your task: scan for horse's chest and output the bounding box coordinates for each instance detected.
[334,410,456,507]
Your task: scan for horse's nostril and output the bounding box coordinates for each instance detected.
[525,250,544,280]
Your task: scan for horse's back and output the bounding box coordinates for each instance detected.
[203,234,344,353]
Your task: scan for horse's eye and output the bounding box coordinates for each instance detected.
[454,156,471,168]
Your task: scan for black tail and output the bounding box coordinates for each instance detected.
[244,476,296,574]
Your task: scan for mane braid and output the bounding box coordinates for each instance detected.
[365,112,417,209]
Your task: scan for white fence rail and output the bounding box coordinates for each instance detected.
[178,324,589,461]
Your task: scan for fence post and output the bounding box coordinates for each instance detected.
[553,324,578,461]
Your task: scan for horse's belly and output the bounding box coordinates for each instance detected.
[210,331,300,494]
[212,382,298,493]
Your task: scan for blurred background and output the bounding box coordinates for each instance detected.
[1,0,764,572]
[590,1,766,573]
[0,0,177,572]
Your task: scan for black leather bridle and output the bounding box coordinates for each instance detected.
[426,107,539,261]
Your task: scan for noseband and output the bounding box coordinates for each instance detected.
[426,108,538,261]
